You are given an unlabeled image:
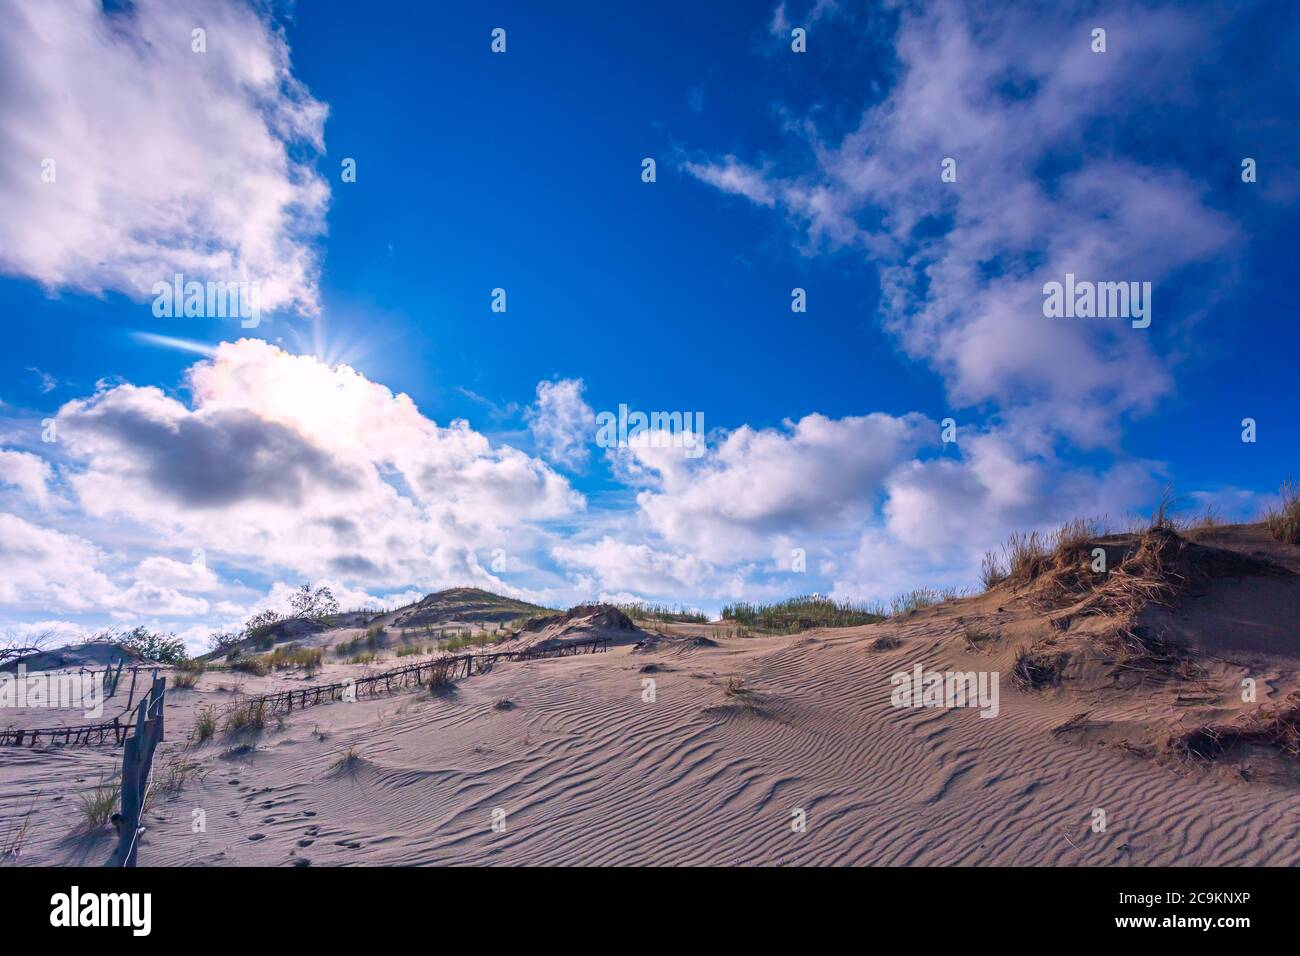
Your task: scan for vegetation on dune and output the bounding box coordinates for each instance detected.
[721,595,887,633]
[76,775,120,831]
[1264,479,1300,546]
[616,603,709,624]
[221,698,267,736]
[87,625,188,665]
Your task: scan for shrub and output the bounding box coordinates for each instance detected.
[171,662,203,690]
[91,626,188,665]
[265,644,323,671]
[230,656,270,677]
[425,658,457,690]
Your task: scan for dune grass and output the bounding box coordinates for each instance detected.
[617,603,709,624]
[191,705,217,745]
[221,698,267,736]
[77,775,120,831]
[721,595,886,633]
[1265,479,1300,545]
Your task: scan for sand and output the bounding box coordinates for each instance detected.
[3,524,1298,866]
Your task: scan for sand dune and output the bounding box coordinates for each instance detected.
[3,524,1298,866]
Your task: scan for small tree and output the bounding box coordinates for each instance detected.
[0,629,53,666]
[288,584,339,620]
[242,610,282,642]
[207,631,241,654]
[95,626,188,665]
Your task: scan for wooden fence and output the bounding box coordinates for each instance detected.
[107,675,166,867]
[247,637,611,717]
[0,638,609,747]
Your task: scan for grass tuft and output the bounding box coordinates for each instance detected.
[1264,479,1300,546]
[77,776,120,831]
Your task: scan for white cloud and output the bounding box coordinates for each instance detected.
[630,411,932,562]
[552,537,714,595]
[0,0,329,315]
[526,378,594,471]
[686,2,1237,447]
[0,448,54,506]
[0,513,118,610]
[51,339,583,591]
[133,555,221,593]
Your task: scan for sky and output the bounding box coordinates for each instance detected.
[0,0,1296,653]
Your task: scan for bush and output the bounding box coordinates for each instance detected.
[171,665,202,690]
[92,626,188,665]
[230,656,271,677]
[265,644,323,671]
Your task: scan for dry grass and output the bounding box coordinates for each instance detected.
[221,698,267,736]
[192,705,217,744]
[980,550,1007,590]
[153,751,208,796]
[1011,647,1066,690]
[722,675,749,697]
[962,625,998,651]
[171,660,204,689]
[1171,693,1300,762]
[76,775,120,831]
[1,804,34,863]
[424,657,457,691]
[266,644,324,672]
[230,655,271,676]
[328,745,364,776]
[1264,479,1300,545]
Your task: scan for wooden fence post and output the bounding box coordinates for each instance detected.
[109,676,166,867]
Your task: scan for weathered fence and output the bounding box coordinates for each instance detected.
[107,674,166,867]
[0,662,160,746]
[248,637,612,717]
[0,639,609,747]
[0,716,129,747]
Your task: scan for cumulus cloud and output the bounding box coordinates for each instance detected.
[552,537,714,595]
[526,379,594,471]
[828,435,1165,601]
[0,0,329,314]
[686,2,1237,446]
[133,556,222,593]
[0,513,118,610]
[52,339,583,589]
[0,448,54,506]
[628,412,933,562]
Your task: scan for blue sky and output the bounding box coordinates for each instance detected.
[0,0,1296,651]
